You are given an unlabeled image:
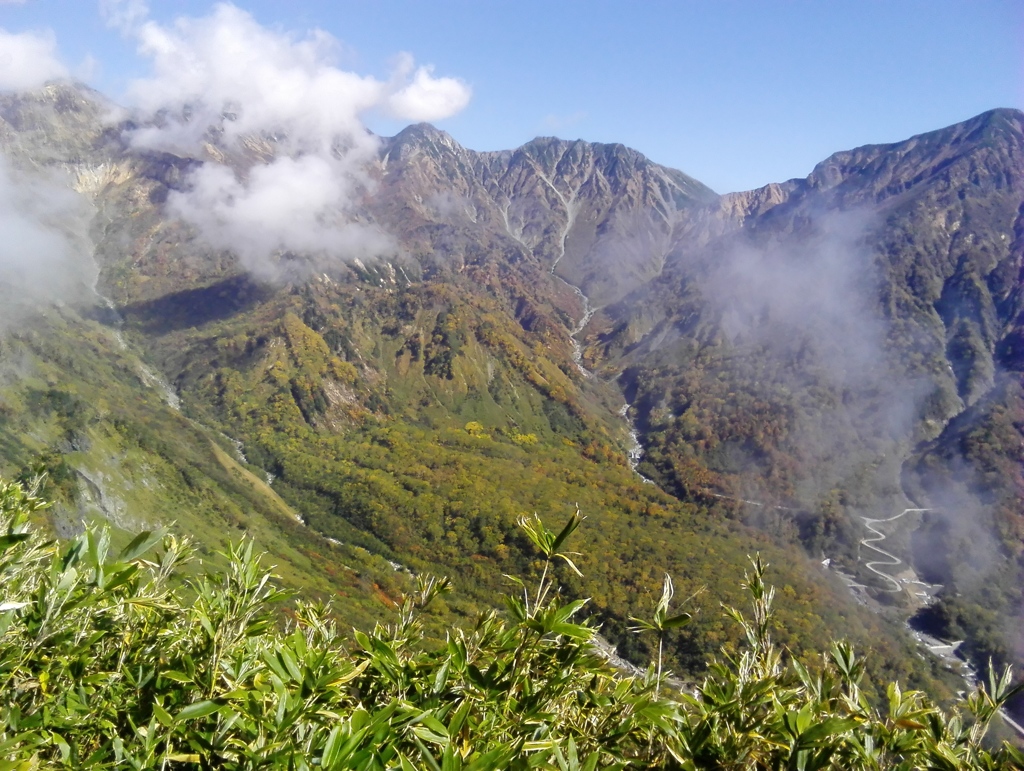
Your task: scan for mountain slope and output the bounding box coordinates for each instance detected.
[587,107,1024,674]
[2,82,1016,698]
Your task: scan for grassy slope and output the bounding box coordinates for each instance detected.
[0,305,415,631]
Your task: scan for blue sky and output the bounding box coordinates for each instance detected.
[2,0,1021,193]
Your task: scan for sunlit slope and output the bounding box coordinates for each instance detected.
[0,82,974,692]
[114,269,955,691]
[0,307,417,630]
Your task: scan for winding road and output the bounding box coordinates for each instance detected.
[858,507,1024,739]
[858,508,930,592]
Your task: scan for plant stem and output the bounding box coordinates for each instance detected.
[535,559,550,613]
[656,636,663,700]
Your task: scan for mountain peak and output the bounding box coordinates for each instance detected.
[0,80,116,164]
[966,106,1024,129]
[802,107,1024,199]
[385,123,463,155]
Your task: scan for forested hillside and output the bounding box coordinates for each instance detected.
[0,81,1022,723]
[586,108,1024,679]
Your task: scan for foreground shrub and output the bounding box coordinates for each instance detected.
[0,479,1020,768]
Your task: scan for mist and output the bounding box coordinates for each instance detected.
[0,27,68,91]
[0,156,97,328]
[682,208,938,511]
[704,211,884,385]
[667,197,1023,665]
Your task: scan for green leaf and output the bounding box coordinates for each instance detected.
[197,612,215,639]
[159,670,194,684]
[551,509,583,553]
[566,736,578,771]
[628,616,656,633]
[411,735,443,771]
[798,717,859,745]
[556,553,584,578]
[0,533,30,550]
[102,564,140,593]
[175,699,226,723]
[277,647,304,683]
[117,530,164,563]
[548,621,591,640]
[262,649,291,681]
[465,747,515,771]
[1002,742,1024,767]
[48,732,70,762]
[894,717,927,730]
[330,658,370,686]
[448,699,472,736]
[553,598,588,623]
[417,714,450,738]
[321,725,345,770]
[433,660,450,694]
[505,595,527,623]
[518,514,553,557]
[0,732,42,757]
[662,612,692,630]
[412,725,450,745]
[441,744,461,771]
[152,701,174,727]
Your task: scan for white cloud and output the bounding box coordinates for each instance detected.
[385,53,472,122]
[75,53,100,83]
[116,3,472,276]
[167,154,392,280]
[99,0,149,35]
[124,5,383,156]
[0,28,68,91]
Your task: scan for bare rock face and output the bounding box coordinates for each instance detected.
[716,182,792,224]
[373,126,717,308]
[0,82,118,166]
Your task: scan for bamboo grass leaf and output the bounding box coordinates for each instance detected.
[175,699,227,722]
[116,530,164,563]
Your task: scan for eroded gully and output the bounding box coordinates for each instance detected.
[524,172,650,480]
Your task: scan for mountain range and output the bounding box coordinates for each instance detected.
[1,82,1021,707]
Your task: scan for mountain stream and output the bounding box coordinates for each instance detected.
[92,292,181,412]
[525,172,654,480]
